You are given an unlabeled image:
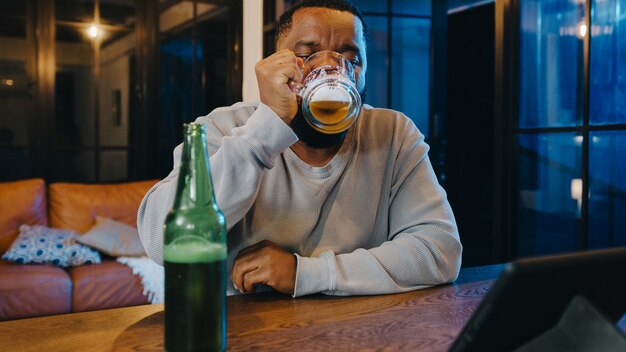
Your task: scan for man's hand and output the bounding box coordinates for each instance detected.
[231,240,297,295]
[255,49,304,125]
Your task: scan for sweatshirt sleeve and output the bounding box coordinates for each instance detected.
[293,121,462,297]
[137,103,298,265]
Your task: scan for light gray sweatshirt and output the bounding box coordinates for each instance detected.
[137,101,462,297]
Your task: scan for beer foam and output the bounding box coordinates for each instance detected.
[165,236,227,263]
[310,83,350,102]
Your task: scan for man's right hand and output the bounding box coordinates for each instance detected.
[255,49,304,125]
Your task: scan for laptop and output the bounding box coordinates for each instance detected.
[450,247,626,351]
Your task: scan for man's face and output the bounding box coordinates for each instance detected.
[278,7,367,95]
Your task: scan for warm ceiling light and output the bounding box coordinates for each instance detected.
[1,79,14,86]
[87,24,100,39]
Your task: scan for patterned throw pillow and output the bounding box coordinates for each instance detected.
[1,225,101,267]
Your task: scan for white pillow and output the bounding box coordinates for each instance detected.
[77,217,146,257]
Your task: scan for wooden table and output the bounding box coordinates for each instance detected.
[0,264,596,351]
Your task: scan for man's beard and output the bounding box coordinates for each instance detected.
[290,87,366,149]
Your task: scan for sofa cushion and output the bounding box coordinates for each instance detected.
[69,259,150,312]
[0,179,48,255]
[0,259,72,321]
[2,225,101,267]
[49,180,158,234]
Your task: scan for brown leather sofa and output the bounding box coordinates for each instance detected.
[0,178,158,321]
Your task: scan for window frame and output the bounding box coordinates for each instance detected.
[497,0,626,259]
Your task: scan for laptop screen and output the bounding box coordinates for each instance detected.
[450,247,626,351]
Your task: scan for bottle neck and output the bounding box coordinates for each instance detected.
[174,126,215,210]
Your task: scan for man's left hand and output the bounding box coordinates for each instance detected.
[231,240,297,295]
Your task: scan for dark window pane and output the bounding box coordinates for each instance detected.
[589,131,626,248]
[55,1,97,147]
[55,1,136,150]
[52,151,95,183]
[519,0,585,128]
[55,67,96,146]
[56,0,95,23]
[393,0,430,16]
[391,18,430,137]
[100,150,127,182]
[517,133,582,256]
[0,1,26,39]
[0,148,29,181]
[0,63,31,149]
[351,0,387,13]
[363,16,388,108]
[160,38,202,156]
[197,13,229,116]
[98,1,135,147]
[590,0,626,125]
[0,2,30,148]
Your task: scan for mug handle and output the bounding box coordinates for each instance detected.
[288,56,306,97]
[288,79,304,97]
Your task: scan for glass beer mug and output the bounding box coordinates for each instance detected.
[290,51,362,134]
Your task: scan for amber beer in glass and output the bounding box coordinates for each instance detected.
[291,51,362,134]
[309,100,352,133]
[309,100,350,123]
[164,123,227,352]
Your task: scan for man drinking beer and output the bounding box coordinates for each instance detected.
[138,0,462,297]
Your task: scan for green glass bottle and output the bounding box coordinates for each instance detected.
[164,123,227,352]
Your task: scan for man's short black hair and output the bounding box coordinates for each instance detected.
[275,0,368,47]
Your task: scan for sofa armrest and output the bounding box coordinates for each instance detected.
[0,179,48,254]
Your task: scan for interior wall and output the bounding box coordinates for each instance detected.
[242,0,262,102]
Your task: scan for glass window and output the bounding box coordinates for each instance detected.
[52,151,96,183]
[391,18,430,136]
[0,60,31,147]
[55,67,96,147]
[517,133,582,256]
[0,2,32,182]
[351,0,387,14]
[161,39,196,145]
[393,0,431,16]
[519,0,585,128]
[98,2,135,148]
[56,0,94,23]
[56,1,97,147]
[363,15,388,108]
[588,131,626,248]
[100,150,127,182]
[99,58,131,147]
[0,149,29,182]
[0,1,31,148]
[590,0,626,125]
